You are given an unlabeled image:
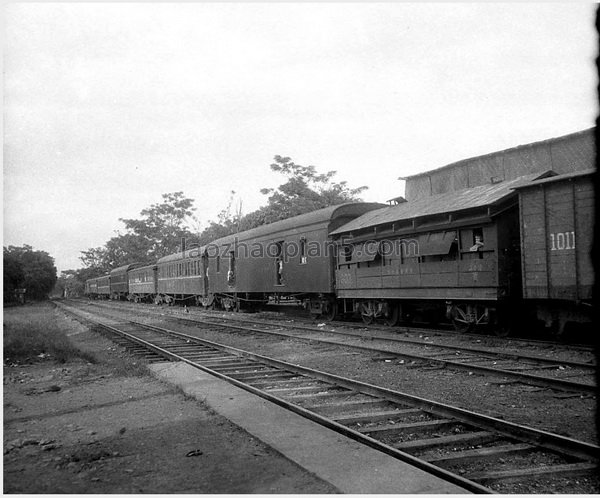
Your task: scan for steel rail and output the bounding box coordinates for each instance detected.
[80,299,596,368]
[70,300,597,393]
[162,314,597,394]
[73,298,597,352]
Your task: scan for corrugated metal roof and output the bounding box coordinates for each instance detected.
[331,172,545,236]
[512,168,595,189]
[403,128,595,180]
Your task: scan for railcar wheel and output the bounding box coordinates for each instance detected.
[494,326,510,337]
[383,303,399,327]
[360,301,376,325]
[322,300,338,322]
[450,304,474,333]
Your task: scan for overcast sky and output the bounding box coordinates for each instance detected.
[4,3,597,272]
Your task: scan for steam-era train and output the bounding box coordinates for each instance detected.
[85,128,595,336]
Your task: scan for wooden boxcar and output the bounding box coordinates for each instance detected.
[202,202,384,315]
[156,247,208,305]
[97,275,110,298]
[128,264,158,302]
[110,263,144,300]
[515,169,594,333]
[330,174,540,330]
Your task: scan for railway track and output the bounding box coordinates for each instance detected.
[80,300,597,394]
[85,298,597,352]
[57,300,599,494]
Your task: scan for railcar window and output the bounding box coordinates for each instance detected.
[275,240,284,285]
[300,238,307,265]
[342,246,352,263]
[228,251,235,285]
[216,255,220,273]
[470,228,485,258]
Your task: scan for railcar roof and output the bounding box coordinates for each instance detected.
[207,203,384,247]
[127,263,158,272]
[331,172,546,235]
[157,246,207,264]
[109,263,145,276]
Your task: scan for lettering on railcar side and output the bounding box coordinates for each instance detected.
[549,231,576,251]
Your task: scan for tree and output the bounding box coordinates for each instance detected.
[79,246,110,274]
[118,192,196,260]
[4,250,25,302]
[80,192,197,273]
[3,245,58,301]
[196,191,242,246]
[53,269,84,298]
[197,156,368,241]
[257,155,368,222]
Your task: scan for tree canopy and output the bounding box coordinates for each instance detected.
[197,156,368,243]
[80,192,196,273]
[4,245,58,302]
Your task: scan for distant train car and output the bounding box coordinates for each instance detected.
[156,248,208,305]
[97,275,110,298]
[205,203,384,315]
[84,278,98,298]
[329,174,542,331]
[128,264,158,303]
[515,169,594,334]
[110,263,144,300]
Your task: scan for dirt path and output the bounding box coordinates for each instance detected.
[3,306,338,494]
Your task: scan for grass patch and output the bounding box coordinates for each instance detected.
[3,305,96,365]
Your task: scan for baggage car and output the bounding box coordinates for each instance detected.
[515,169,594,334]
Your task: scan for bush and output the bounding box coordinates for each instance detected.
[3,306,95,364]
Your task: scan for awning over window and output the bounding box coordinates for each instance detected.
[352,241,380,262]
[417,231,457,257]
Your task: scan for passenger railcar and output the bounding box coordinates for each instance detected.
[330,173,541,331]
[96,275,110,298]
[203,203,384,315]
[84,278,99,298]
[110,263,144,300]
[156,248,208,305]
[128,264,158,303]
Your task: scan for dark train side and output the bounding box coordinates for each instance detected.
[84,128,595,336]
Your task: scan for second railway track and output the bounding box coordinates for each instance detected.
[80,299,597,394]
[57,300,599,494]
